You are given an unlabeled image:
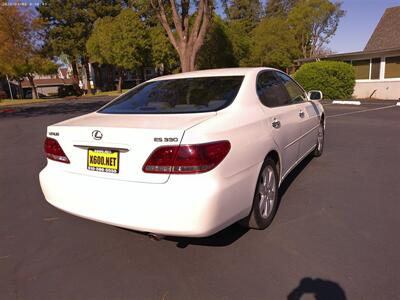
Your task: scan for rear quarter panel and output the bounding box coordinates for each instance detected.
[180,74,280,215]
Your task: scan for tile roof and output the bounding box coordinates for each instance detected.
[364,6,400,51]
[21,78,74,88]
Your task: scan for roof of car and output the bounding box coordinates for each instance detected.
[148,67,275,81]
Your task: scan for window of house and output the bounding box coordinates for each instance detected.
[371,58,381,80]
[384,56,400,78]
[352,60,370,79]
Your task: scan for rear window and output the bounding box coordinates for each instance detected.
[99,76,244,114]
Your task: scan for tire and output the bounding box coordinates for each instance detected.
[240,157,279,230]
[313,122,324,157]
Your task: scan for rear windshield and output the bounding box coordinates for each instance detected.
[99,76,244,114]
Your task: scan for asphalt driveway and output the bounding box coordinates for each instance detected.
[0,99,399,299]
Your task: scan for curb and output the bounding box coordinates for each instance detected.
[321,99,399,105]
[332,100,361,105]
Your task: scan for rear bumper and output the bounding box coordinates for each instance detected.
[39,165,259,237]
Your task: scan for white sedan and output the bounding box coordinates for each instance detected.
[39,68,325,237]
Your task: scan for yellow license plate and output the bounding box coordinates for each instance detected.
[87,149,119,173]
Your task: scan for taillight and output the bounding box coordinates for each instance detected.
[143,141,231,174]
[44,137,70,164]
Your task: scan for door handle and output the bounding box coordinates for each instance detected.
[272,118,281,129]
[299,110,305,118]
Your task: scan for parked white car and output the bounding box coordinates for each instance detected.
[39,68,325,237]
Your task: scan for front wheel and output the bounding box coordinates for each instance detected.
[313,122,324,157]
[240,158,279,230]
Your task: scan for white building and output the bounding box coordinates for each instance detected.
[296,6,400,100]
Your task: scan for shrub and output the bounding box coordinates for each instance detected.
[293,61,355,99]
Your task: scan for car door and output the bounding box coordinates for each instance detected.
[276,71,321,158]
[256,71,302,177]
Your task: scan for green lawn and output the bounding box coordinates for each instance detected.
[85,89,130,97]
[0,89,129,107]
[0,98,63,107]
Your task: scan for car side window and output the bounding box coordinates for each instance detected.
[256,71,291,107]
[275,72,307,104]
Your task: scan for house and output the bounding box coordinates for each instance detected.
[21,78,75,98]
[295,6,400,100]
[85,63,158,92]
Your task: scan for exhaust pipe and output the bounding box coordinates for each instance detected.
[148,233,164,241]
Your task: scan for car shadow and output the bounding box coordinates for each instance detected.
[278,154,314,206]
[0,99,111,119]
[165,154,315,248]
[165,223,250,248]
[287,277,347,300]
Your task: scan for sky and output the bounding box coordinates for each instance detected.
[9,0,400,55]
[328,0,400,53]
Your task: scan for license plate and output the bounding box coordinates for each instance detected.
[87,149,119,173]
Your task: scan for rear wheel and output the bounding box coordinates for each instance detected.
[313,122,324,157]
[240,157,279,230]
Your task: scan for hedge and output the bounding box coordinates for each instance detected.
[293,61,355,99]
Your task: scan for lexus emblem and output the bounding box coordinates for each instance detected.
[92,130,103,140]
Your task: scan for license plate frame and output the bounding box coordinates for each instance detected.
[87,148,120,174]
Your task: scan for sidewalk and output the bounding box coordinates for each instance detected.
[321,99,399,105]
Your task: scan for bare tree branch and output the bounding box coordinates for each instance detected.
[169,0,183,40]
[192,3,210,59]
[150,0,179,53]
[151,0,212,72]
[189,0,206,44]
[182,0,190,41]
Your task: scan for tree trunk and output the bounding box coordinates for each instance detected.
[17,80,23,99]
[117,68,123,93]
[93,63,103,91]
[70,58,82,95]
[179,48,192,73]
[27,75,38,99]
[141,66,146,82]
[83,59,94,95]
[151,0,212,73]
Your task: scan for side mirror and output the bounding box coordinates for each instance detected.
[308,90,323,100]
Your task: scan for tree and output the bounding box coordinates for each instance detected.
[0,4,25,81]
[248,16,300,69]
[150,0,213,72]
[222,0,263,33]
[87,9,150,93]
[219,0,263,66]
[288,0,345,58]
[197,15,237,69]
[265,0,299,16]
[38,0,122,93]
[16,56,58,99]
[148,25,179,74]
[120,1,179,73]
[0,5,58,99]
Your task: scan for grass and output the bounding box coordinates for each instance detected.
[0,89,129,107]
[0,98,64,107]
[84,89,130,97]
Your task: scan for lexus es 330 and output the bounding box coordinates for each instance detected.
[39,68,325,237]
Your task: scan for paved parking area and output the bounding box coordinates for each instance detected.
[1,99,399,299]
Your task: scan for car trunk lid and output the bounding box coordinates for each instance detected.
[47,112,216,183]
